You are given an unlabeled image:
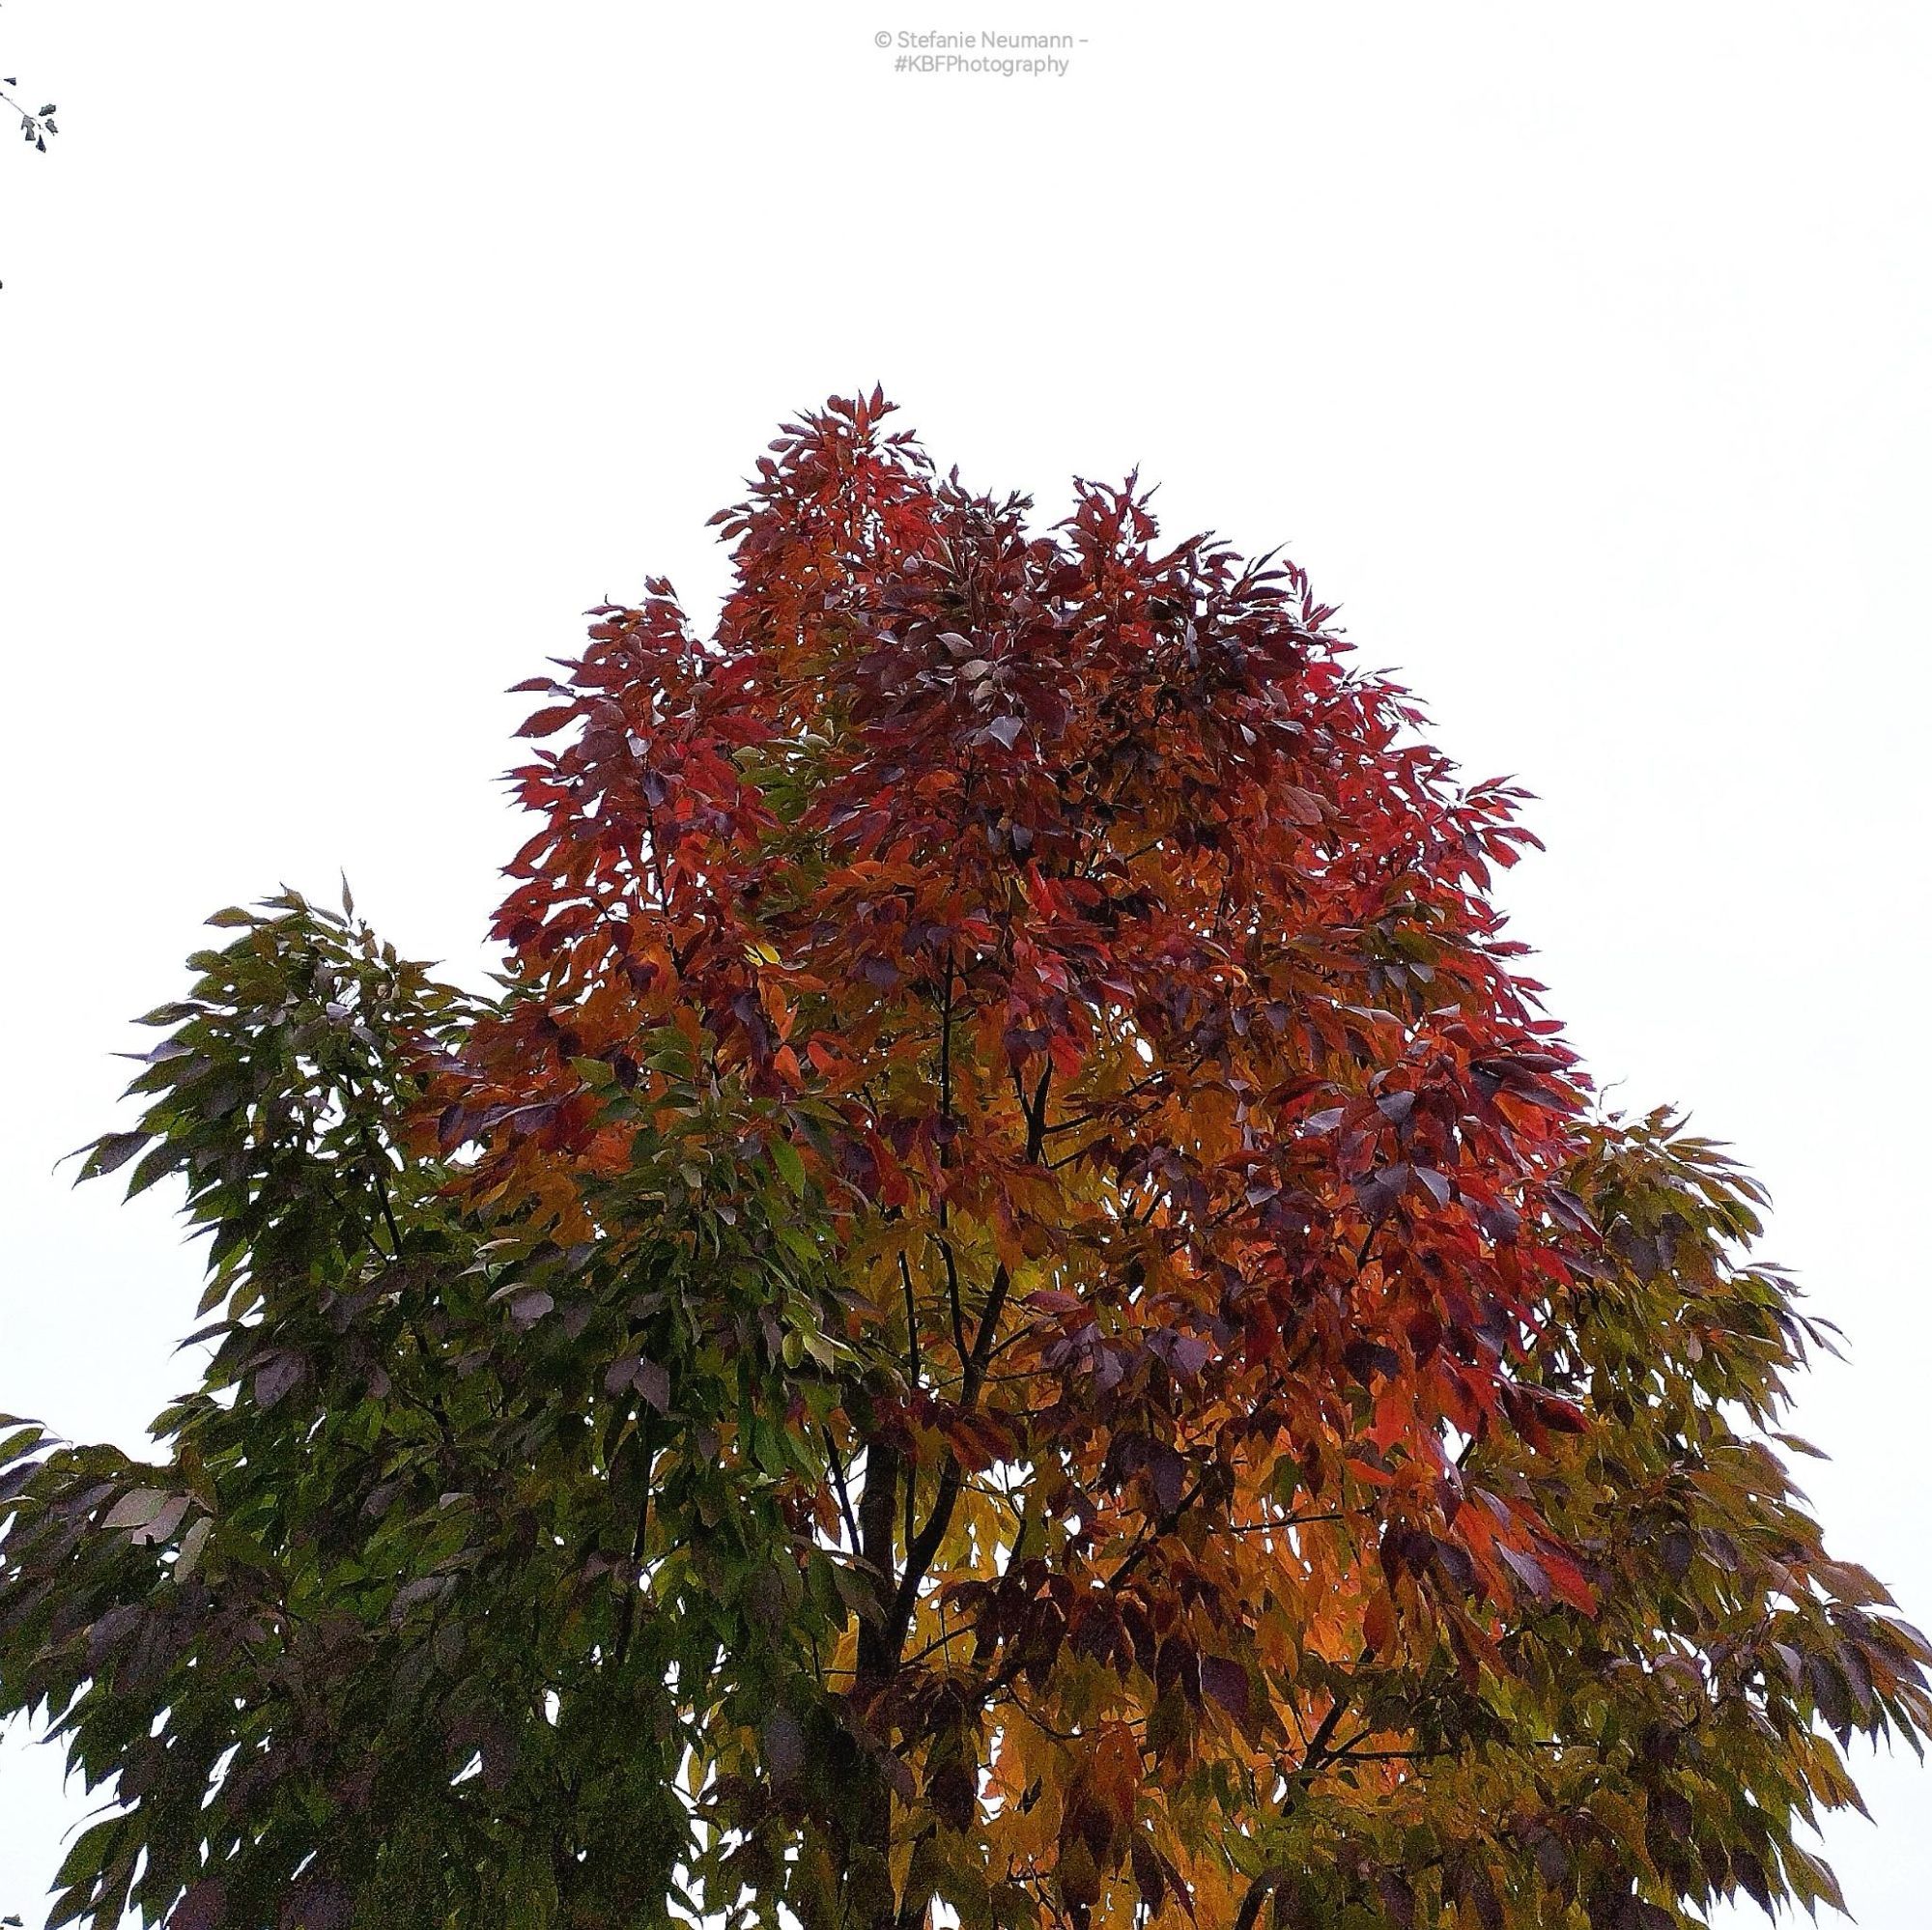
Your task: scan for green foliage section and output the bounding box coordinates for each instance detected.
[1499,1118,1931,1921]
[0,897,850,1928]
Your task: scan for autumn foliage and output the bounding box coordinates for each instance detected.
[4,393,1927,1930]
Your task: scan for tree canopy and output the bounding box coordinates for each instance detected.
[4,392,1926,1930]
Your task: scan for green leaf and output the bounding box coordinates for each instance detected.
[99,1487,170,1532]
[175,1513,213,1577]
[78,1130,151,1179]
[52,1815,124,1890]
[771,1135,807,1197]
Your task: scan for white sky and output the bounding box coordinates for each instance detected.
[2,3,1928,1922]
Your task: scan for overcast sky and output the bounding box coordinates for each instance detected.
[3,3,1928,1923]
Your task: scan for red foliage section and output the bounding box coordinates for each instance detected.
[453,389,1595,1631]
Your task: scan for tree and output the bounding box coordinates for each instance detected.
[1,81,54,152]
[3,392,1926,1930]
[2,4,58,156]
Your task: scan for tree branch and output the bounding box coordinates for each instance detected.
[879,1052,1054,1661]
[820,1425,863,1554]
[856,1435,902,1687]
[611,1426,658,1671]
[1232,1647,1378,1930]
[897,1249,923,1387]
